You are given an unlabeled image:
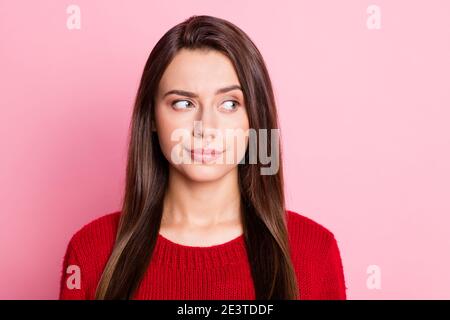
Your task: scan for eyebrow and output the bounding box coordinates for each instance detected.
[162,85,242,98]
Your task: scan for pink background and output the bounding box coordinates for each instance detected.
[1,0,449,299]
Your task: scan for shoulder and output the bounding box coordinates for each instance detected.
[286,209,335,239]
[60,211,121,299]
[285,209,338,258]
[69,211,121,243]
[285,210,347,299]
[66,211,121,260]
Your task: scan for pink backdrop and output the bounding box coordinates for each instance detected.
[1,0,449,299]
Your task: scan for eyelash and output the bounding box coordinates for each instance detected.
[171,99,241,112]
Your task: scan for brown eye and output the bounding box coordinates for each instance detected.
[172,100,194,110]
[220,100,239,112]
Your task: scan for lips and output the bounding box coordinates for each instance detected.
[187,148,224,163]
[190,148,223,155]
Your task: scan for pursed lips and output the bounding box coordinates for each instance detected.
[189,148,224,155]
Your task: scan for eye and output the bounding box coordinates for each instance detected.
[171,100,194,110]
[220,100,240,112]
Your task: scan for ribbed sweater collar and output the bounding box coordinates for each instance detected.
[149,233,247,270]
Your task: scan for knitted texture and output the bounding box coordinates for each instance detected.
[59,210,347,299]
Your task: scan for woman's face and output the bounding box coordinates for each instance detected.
[154,48,250,182]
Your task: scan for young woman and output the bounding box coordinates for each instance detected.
[59,15,347,300]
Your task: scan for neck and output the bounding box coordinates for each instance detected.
[162,167,242,228]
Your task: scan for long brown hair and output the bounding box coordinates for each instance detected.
[95,15,299,300]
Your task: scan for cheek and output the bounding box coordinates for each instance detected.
[222,108,249,130]
[155,107,204,167]
[236,108,250,131]
[154,106,186,155]
[221,112,250,156]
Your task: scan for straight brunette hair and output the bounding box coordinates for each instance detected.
[94,15,299,299]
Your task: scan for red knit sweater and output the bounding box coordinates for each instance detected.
[59,210,347,300]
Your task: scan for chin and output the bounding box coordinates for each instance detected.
[178,164,236,182]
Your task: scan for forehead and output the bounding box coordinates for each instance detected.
[158,48,241,94]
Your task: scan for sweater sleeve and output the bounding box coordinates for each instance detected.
[59,237,88,300]
[318,234,347,300]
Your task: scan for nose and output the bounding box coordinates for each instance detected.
[193,120,216,143]
[193,106,217,142]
